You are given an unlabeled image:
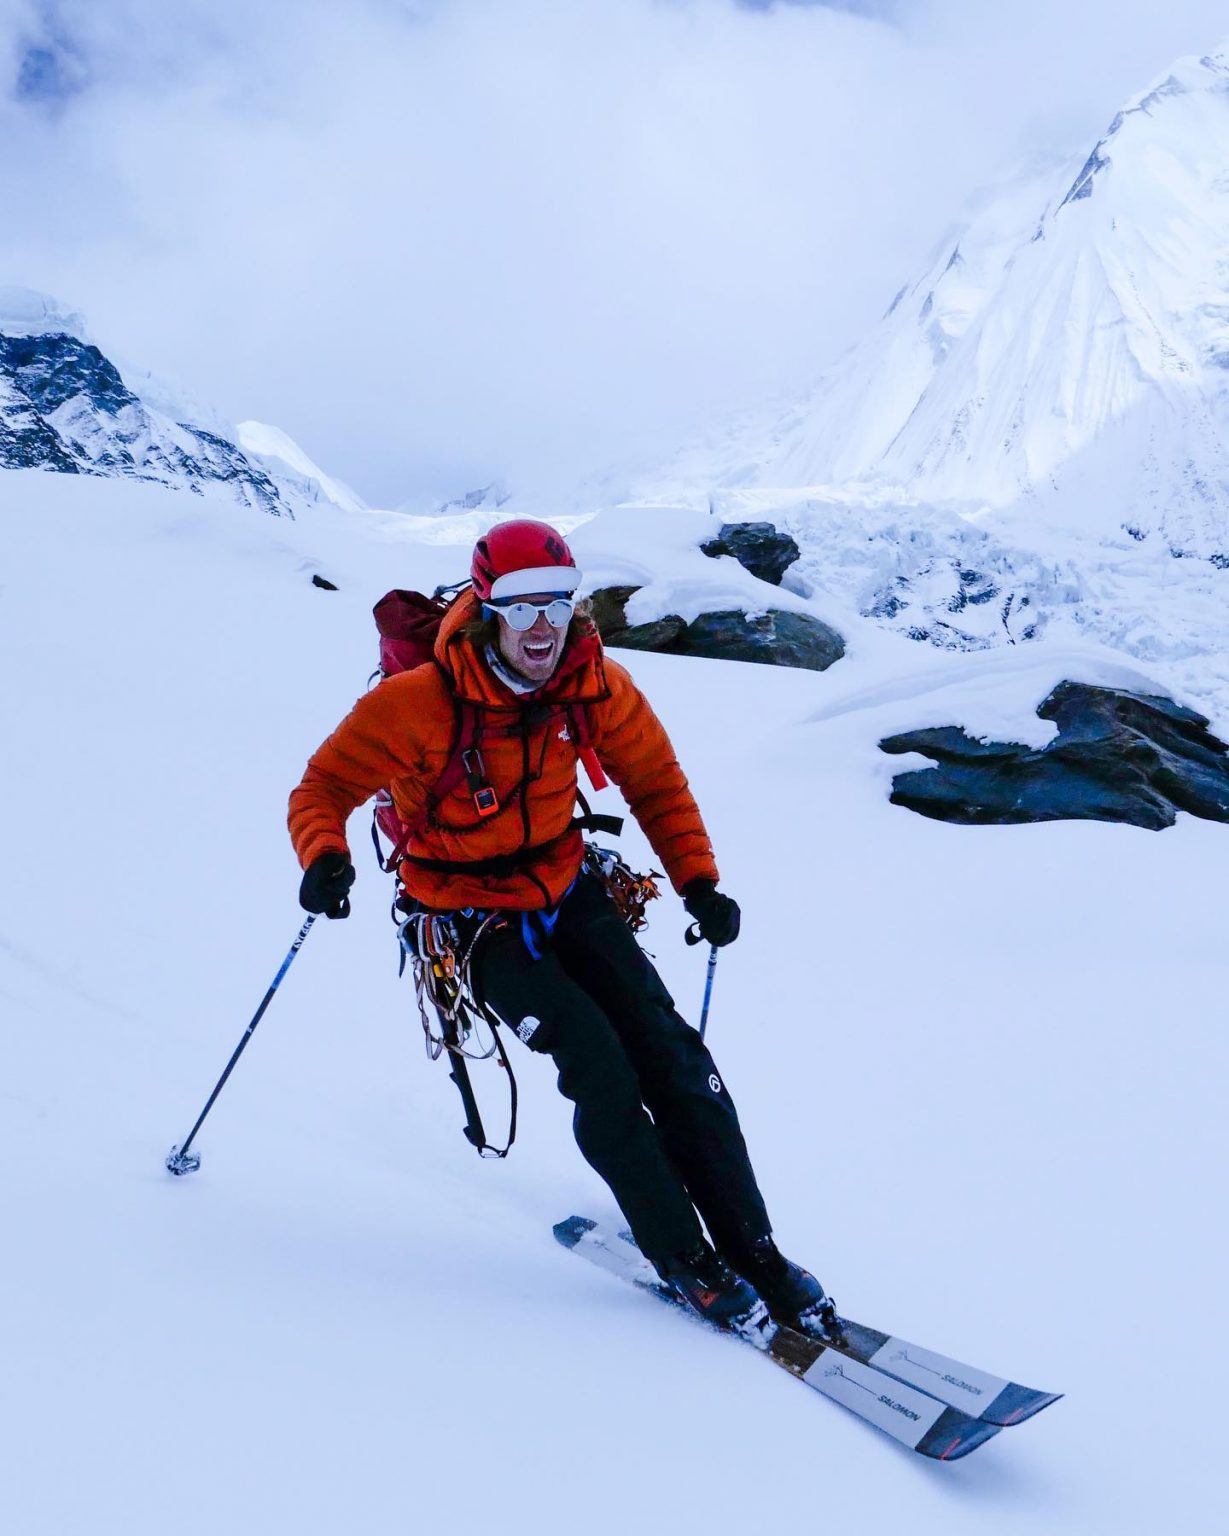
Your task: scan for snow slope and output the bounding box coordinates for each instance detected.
[2,470,1225,1535]
[237,420,368,516]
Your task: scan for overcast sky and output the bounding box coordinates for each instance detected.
[2,0,1227,507]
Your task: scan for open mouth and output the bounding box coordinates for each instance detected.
[524,639,555,659]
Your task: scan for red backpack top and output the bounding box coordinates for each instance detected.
[368,587,616,876]
[373,587,451,677]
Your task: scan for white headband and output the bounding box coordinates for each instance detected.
[489,565,582,601]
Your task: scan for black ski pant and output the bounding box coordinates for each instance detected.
[473,872,772,1266]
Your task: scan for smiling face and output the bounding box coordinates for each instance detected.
[494,593,568,685]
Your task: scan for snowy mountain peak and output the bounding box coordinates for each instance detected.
[590,37,1229,705]
[1056,48,1229,213]
[640,35,1229,536]
[0,288,357,519]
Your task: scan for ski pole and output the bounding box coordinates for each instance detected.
[165,913,316,1176]
[685,923,720,1039]
[698,944,718,1040]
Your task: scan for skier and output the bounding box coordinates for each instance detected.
[288,519,833,1336]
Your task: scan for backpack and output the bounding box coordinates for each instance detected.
[368,585,620,877]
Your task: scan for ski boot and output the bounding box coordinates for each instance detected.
[724,1235,840,1339]
[657,1239,772,1346]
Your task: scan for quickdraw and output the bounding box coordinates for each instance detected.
[398,909,518,1158]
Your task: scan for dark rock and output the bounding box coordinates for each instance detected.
[619,615,691,650]
[180,428,284,509]
[0,393,81,472]
[882,683,1229,830]
[311,574,338,590]
[587,585,637,635]
[0,332,139,416]
[1060,144,1109,209]
[588,585,688,649]
[880,726,1022,765]
[700,521,801,586]
[679,609,844,669]
[589,584,844,671]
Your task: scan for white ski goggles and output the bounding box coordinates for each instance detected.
[486,596,576,632]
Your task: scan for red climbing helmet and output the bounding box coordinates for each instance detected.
[471,519,581,602]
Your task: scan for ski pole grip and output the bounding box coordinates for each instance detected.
[685,922,704,947]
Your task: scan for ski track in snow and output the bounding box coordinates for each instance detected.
[1,469,1226,1534]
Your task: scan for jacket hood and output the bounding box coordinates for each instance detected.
[434,589,611,709]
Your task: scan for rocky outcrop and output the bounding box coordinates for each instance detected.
[700,521,800,586]
[590,585,844,671]
[882,682,1229,829]
[0,371,81,472]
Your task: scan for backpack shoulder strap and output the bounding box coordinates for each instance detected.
[429,681,483,811]
[566,703,610,792]
[564,703,622,836]
[373,666,481,871]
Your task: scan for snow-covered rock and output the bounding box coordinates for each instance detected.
[591,583,845,670]
[883,681,1229,828]
[700,522,801,587]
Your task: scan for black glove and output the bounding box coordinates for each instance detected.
[299,850,356,919]
[682,879,741,947]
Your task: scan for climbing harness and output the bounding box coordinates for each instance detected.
[395,843,662,1160]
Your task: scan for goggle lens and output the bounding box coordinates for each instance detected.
[492,598,575,632]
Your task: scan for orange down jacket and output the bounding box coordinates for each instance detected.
[288,592,720,910]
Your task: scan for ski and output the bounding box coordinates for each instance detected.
[805,1313,1060,1428]
[554,1216,1016,1461]
[595,1217,1058,1426]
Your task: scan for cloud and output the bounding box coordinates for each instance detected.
[735,1,899,14]
[2,0,1227,506]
